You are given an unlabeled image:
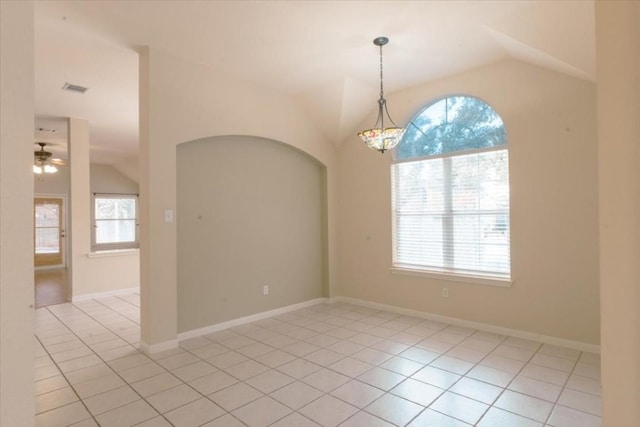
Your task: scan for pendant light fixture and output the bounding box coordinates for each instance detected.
[358,36,405,153]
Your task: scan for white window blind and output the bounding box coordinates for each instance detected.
[93,195,138,250]
[392,149,510,278]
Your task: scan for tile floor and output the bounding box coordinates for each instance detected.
[35,293,602,427]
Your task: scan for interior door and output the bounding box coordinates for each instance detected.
[34,197,65,267]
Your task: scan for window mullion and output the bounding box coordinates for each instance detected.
[442,157,454,269]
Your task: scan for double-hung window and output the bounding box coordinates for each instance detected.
[392,95,510,282]
[92,194,139,251]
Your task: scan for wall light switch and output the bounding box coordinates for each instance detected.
[164,209,174,223]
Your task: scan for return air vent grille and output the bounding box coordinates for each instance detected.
[62,82,89,94]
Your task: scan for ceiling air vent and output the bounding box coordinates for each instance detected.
[62,82,89,94]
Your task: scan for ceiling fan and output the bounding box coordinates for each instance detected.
[33,142,66,174]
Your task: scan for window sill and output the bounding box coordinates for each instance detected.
[88,249,140,258]
[389,266,513,288]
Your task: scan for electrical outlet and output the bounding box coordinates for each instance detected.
[442,288,449,298]
[263,285,269,295]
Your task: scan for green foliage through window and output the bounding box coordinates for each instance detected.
[396,96,506,160]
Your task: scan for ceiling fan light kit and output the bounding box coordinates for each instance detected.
[33,142,59,174]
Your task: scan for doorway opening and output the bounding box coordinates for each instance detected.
[34,196,68,307]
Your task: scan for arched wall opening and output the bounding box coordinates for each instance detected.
[176,135,328,333]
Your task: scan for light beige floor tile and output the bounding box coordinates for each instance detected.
[400,347,440,364]
[538,345,581,361]
[431,355,475,375]
[449,377,503,405]
[206,350,249,369]
[547,405,601,427]
[36,401,92,427]
[156,349,200,370]
[357,366,406,391]
[170,360,217,382]
[330,379,385,408]
[58,355,103,373]
[164,397,225,427]
[329,357,373,378]
[302,368,351,392]
[477,407,543,427]
[327,340,366,356]
[179,336,213,351]
[565,374,601,396]
[390,377,444,406]
[412,365,461,389]
[133,415,173,426]
[277,358,322,379]
[208,381,263,411]
[529,353,576,373]
[490,344,536,362]
[232,396,292,427]
[188,370,238,395]
[190,342,229,359]
[519,363,569,386]
[271,381,324,410]
[108,353,152,372]
[430,391,489,425]
[245,369,295,393]
[146,383,202,413]
[365,393,424,426]
[370,340,410,355]
[339,411,394,427]
[131,372,183,397]
[508,375,562,402]
[36,375,70,396]
[445,345,489,363]
[303,348,345,367]
[379,356,424,376]
[36,386,79,414]
[255,349,298,368]
[95,399,159,427]
[119,362,166,383]
[225,359,270,380]
[69,418,99,427]
[270,412,322,426]
[480,354,526,374]
[557,388,602,416]
[83,385,139,415]
[494,390,554,422]
[466,364,515,388]
[201,413,248,427]
[300,394,359,426]
[351,347,392,365]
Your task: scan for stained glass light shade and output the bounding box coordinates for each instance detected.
[358,126,405,153]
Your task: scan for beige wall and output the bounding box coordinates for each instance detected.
[338,59,600,345]
[177,136,325,332]
[34,163,138,196]
[69,119,140,298]
[139,47,338,350]
[596,1,640,425]
[91,163,139,194]
[0,1,35,425]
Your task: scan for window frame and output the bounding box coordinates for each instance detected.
[391,95,512,287]
[91,193,139,252]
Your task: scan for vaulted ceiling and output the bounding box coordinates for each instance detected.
[33,1,595,166]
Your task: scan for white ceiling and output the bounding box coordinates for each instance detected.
[33,0,595,166]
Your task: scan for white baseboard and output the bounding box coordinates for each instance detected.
[331,296,600,354]
[178,298,328,342]
[71,287,139,302]
[139,339,179,355]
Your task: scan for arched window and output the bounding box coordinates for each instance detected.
[392,96,510,281]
